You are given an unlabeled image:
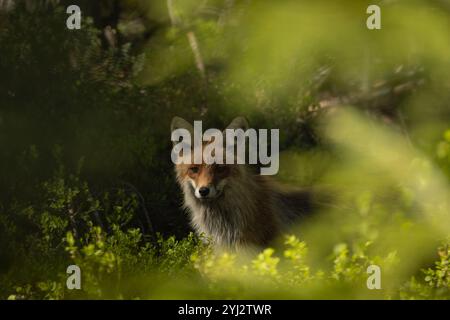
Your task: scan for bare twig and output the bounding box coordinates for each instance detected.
[186,31,206,78]
[167,0,207,80]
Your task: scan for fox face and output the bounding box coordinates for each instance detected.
[171,116,249,202]
[177,162,232,200]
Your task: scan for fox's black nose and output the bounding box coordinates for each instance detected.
[199,187,210,197]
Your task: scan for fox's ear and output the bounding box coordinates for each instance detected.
[225,116,249,131]
[171,117,194,147]
[223,117,250,162]
[171,116,194,135]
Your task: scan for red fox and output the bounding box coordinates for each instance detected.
[171,116,316,251]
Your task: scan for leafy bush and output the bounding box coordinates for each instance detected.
[1,1,449,300]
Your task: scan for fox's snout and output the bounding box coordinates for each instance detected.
[198,186,209,197]
[194,184,216,199]
[190,178,223,200]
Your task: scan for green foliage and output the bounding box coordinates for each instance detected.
[1,1,449,300]
[436,130,450,178]
[1,160,449,299]
[399,242,450,300]
[424,244,450,289]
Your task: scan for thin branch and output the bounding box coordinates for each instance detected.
[167,0,207,80]
[186,31,206,78]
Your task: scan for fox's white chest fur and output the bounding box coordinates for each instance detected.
[180,167,311,250]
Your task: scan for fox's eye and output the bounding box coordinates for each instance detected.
[189,166,199,174]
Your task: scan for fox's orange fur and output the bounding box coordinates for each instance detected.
[171,117,314,250]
